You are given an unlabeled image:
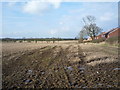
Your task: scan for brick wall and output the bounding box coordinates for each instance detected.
[107,28,120,38]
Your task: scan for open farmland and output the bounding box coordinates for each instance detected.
[2,41,120,88]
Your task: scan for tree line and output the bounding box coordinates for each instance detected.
[1,38,77,43]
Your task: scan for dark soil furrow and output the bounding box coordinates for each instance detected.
[2,46,57,88]
[60,45,73,88]
[2,43,119,88]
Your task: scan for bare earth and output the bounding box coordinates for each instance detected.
[2,41,120,88]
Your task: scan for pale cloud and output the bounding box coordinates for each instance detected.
[7,0,62,14]
[59,21,64,25]
[23,1,49,14]
[47,0,62,9]
[61,26,70,31]
[2,0,119,2]
[100,12,115,21]
[49,29,57,35]
[6,0,118,15]
[23,0,62,14]
[8,2,18,6]
[66,0,119,2]
[69,8,84,14]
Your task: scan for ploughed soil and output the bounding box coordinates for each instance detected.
[2,42,120,88]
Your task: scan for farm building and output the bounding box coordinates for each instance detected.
[95,32,106,39]
[87,37,92,41]
[95,27,120,39]
[104,27,120,38]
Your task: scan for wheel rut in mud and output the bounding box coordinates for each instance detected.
[2,44,119,88]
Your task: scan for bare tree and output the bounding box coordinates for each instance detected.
[77,28,87,43]
[80,15,102,40]
[78,29,86,39]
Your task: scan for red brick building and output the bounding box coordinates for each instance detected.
[95,27,120,39]
[95,32,106,39]
[105,28,120,38]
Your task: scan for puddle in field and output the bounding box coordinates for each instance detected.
[41,72,45,75]
[40,71,45,75]
[113,68,120,70]
[82,86,88,88]
[97,83,102,86]
[24,79,32,84]
[67,66,73,71]
[27,70,33,74]
[78,67,85,70]
[107,85,112,87]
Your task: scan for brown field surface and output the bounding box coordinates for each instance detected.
[2,41,120,88]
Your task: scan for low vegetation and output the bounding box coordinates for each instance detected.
[106,36,119,44]
[77,36,119,47]
[92,37,106,43]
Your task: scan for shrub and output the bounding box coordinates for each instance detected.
[92,37,106,43]
[35,40,37,43]
[78,38,83,43]
[83,40,92,43]
[105,36,119,44]
[27,40,31,43]
[19,40,23,43]
[13,40,17,42]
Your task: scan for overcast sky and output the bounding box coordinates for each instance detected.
[1,1,118,38]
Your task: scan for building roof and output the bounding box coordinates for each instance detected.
[97,32,106,37]
[96,27,119,38]
[104,27,119,35]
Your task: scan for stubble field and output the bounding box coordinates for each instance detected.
[2,41,120,88]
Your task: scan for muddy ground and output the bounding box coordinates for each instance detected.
[2,42,120,88]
